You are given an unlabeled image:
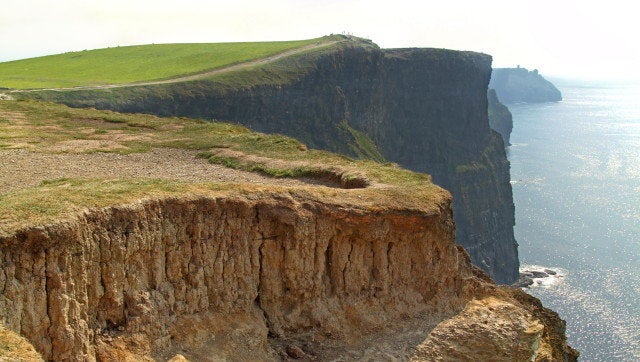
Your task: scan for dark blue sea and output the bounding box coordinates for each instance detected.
[508,79,640,361]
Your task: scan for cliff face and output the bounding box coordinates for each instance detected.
[490,67,562,103]
[35,41,519,284]
[373,50,518,284]
[487,88,513,146]
[0,194,576,361]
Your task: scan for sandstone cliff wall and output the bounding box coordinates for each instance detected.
[30,41,519,284]
[0,194,474,360]
[0,193,577,361]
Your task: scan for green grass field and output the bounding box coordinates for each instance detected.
[0,37,334,89]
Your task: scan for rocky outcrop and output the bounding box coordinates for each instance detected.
[0,193,576,361]
[413,296,545,361]
[488,88,513,146]
[412,290,579,361]
[490,67,562,103]
[27,39,519,284]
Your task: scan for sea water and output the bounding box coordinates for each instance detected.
[508,80,640,361]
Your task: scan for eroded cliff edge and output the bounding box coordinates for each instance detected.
[0,193,577,361]
[0,100,577,360]
[26,38,519,284]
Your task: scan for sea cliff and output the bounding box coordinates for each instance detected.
[24,37,519,284]
[490,67,562,103]
[0,190,577,361]
[0,99,578,360]
[487,88,513,146]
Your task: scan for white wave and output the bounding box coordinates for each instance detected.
[509,142,529,147]
[510,177,545,185]
[519,264,567,288]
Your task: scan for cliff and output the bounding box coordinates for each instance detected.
[487,89,513,146]
[0,195,577,362]
[489,67,562,103]
[22,37,519,284]
[0,99,578,360]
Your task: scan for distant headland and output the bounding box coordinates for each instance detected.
[490,66,562,103]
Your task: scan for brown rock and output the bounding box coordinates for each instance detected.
[0,194,576,360]
[285,344,307,359]
[411,297,544,361]
[167,354,189,362]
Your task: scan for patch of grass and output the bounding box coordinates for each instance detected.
[0,37,341,89]
[200,152,318,179]
[250,164,316,178]
[455,162,486,174]
[196,151,370,189]
[39,178,74,186]
[0,99,446,235]
[340,121,385,162]
[0,178,228,234]
[201,154,243,169]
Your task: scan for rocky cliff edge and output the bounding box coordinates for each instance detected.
[0,100,577,361]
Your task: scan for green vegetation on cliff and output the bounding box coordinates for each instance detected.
[0,37,340,89]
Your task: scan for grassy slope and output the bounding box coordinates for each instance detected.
[0,37,336,89]
[19,39,352,103]
[0,100,444,235]
[16,37,385,163]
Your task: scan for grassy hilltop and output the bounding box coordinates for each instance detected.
[0,37,338,89]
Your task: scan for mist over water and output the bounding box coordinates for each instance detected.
[508,80,640,361]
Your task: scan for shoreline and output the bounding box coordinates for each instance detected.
[514,264,566,288]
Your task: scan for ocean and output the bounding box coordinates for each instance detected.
[508,79,640,361]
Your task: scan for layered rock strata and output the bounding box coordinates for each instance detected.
[0,193,576,361]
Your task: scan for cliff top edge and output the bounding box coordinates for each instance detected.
[0,99,448,237]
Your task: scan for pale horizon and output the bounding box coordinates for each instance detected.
[2,0,638,81]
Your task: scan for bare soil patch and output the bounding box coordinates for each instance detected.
[1,148,326,193]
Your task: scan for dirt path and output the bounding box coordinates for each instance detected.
[0,148,327,194]
[10,40,342,94]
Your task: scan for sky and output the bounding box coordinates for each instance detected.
[1,0,639,81]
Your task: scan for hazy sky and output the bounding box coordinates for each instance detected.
[2,0,639,80]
